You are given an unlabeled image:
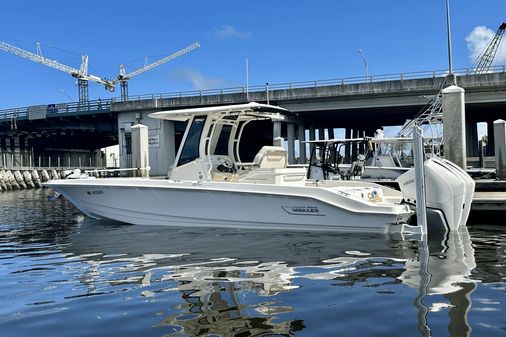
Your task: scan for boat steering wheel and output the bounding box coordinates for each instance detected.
[216,157,237,173]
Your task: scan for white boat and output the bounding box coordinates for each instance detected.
[45,102,469,233]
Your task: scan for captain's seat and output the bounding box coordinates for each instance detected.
[252,146,288,169]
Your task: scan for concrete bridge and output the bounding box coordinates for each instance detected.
[1,66,506,175]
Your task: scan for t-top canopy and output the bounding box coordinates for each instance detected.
[148,102,296,121]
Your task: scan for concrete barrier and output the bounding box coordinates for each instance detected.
[14,171,26,189]
[8,171,20,190]
[22,171,35,189]
[40,169,50,182]
[0,170,8,192]
[31,170,42,188]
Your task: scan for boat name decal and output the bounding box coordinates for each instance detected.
[86,190,103,195]
[282,206,324,216]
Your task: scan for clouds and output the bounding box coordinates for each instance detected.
[211,25,250,40]
[170,68,224,90]
[466,25,506,65]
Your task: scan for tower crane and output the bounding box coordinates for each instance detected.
[472,22,506,74]
[113,42,200,101]
[0,41,114,103]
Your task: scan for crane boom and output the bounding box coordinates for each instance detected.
[0,41,115,102]
[472,22,506,74]
[0,41,81,75]
[114,42,200,101]
[116,42,200,81]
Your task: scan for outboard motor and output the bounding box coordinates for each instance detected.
[396,158,475,231]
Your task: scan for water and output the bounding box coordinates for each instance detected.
[0,189,505,337]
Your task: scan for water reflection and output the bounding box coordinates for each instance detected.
[58,223,478,336]
[1,190,503,337]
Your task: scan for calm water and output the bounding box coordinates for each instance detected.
[0,189,505,337]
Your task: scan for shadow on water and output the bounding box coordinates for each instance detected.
[0,189,505,337]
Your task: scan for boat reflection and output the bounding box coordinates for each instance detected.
[59,221,477,337]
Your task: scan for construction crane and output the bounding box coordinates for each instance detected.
[113,42,200,101]
[0,41,114,103]
[472,22,506,74]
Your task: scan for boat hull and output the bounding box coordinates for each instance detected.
[46,178,412,233]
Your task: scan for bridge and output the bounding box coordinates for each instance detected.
[1,66,506,174]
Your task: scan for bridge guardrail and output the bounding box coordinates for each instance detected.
[0,99,111,121]
[1,65,506,120]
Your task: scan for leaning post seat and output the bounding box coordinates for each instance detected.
[252,146,288,169]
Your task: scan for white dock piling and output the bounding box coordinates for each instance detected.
[131,124,150,177]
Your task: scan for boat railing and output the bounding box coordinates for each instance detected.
[84,167,151,177]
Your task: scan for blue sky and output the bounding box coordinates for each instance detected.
[1,0,505,109]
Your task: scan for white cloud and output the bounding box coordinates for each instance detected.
[212,25,250,39]
[466,25,506,65]
[170,68,224,90]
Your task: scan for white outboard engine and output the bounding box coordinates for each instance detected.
[396,158,475,231]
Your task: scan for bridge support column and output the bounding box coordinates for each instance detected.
[318,128,325,158]
[287,123,295,164]
[318,127,325,140]
[351,129,359,161]
[487,121,496,156]
[308,127,316,161]
[345,128,352,163]
[494,119,506,179]
[466,120,478,157]
[327,127,335,140]
[298,124,306,164]
[273,122,282,144]
[442,85,466,169]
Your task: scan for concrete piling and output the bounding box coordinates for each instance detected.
[131,124,150,177]
[494,119,506,179]
[442,85,467,169]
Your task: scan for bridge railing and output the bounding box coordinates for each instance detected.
[1,65,506,120]
[0,99,111,121]
[115,65,506,102]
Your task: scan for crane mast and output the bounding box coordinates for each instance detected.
[472,22,506,74]
[115,42,200,101]
[0,41,114,103]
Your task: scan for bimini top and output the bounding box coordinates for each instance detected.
[148,102,296,121]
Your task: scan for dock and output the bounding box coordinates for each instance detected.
[472,180,506,211]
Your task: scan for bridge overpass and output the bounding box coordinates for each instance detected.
[1,66,506,174]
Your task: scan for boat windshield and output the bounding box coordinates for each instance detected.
[178,116,207,166]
